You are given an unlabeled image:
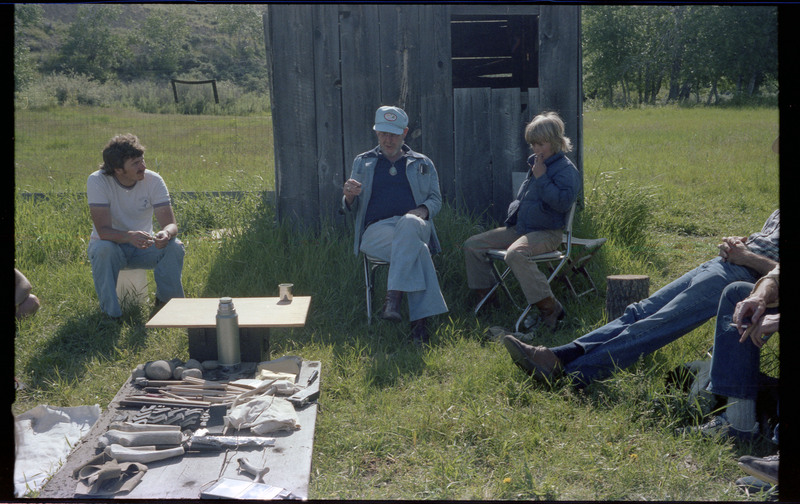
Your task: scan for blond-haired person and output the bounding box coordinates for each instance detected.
[463,111,581,330]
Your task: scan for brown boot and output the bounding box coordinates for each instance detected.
[535,296,565,330]
[380,290,403,322]
[501,334,562,382]
[410,317,429,345]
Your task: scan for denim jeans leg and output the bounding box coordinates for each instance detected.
[563,258,759,384]
[125,239,186,302]
[708,282,767,401]
[88,240,127,317]
[390,215,447,320]
[360,215,447,321]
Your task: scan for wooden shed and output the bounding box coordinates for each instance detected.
[263,4,582,230]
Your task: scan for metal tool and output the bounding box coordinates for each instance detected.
[186,429,276,451]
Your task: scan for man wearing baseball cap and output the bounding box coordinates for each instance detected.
[342,106,448,345]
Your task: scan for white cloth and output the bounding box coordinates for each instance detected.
[224,396,300,435]
[87,169,171,240]
[14,404,101,497]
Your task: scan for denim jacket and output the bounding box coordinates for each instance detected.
[505,151,581,234]
[342,145,443,256]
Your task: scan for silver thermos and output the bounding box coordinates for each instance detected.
[216,297,241,369]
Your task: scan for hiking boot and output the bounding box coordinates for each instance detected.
[380,290,402,322]
[739,454,779,486]
[735,476,778,500]
[677,414,759,441]
[501,334,562,382]
[534,297,565,331]
[410,318,429,346]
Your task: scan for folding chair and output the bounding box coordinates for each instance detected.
[474,201,577,333]
[559,236,607,298]
[363,254,389,324]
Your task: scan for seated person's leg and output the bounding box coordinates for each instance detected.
[16,294,40,319]
[152,239,186,302]
[88,240,126,317]
[561,259,757,384]
[503,229,561,306]
[463,227,519,291]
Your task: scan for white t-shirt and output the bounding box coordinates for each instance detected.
[87,169,171,241]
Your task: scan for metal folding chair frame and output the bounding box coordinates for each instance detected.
[474,202,594,332]
[363,254,389,324]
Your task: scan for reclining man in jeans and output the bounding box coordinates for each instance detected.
[502,208,779,386]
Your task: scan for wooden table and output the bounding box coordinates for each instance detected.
[145,296,312,362]
[39,360,321,499]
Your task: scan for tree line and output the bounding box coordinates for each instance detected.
[582,5,777,106]
[15,4,778,108]
[14,4,268,94]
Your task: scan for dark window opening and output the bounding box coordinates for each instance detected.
[451,15,538,90]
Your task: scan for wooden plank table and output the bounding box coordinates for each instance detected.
[145,296,312,362]
[146,297,312,329]
[39,360,321,500]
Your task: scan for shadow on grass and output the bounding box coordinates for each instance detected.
[23,304,150,388]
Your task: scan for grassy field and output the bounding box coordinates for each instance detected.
[14,106,274,193]
[13,106,779,500]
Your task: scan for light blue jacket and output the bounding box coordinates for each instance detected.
[343,145,443,256]
[505,152,581,234]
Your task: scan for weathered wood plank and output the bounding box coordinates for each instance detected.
[339,5,382,165]
[489,88,526,224]
[313,4,346,225]
[377,4,420,113]
[145,297,311,329]
[418,4,455,201]
[450,5,541,16]
[538,5,583,204]
[267,5,319,231]
[453,88,493,219]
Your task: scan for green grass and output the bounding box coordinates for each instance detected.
[14,106,779,500]
[14,106,273,193]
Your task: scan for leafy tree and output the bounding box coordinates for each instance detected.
[14,4,43,91]
[129,10,190,78]
[56,5,131,82]
[210,5,268,89]
[583,5,777,107]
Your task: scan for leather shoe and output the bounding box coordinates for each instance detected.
[501,334,562,381]
[535,297,565,331]
[738,454,779,486]
[410,318,429,345]
[380,290,403,322]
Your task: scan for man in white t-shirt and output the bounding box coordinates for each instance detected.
[87,134,185,318]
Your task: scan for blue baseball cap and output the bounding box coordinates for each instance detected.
[373,106,408,135]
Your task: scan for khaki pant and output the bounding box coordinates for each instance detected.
[464,226,563,305]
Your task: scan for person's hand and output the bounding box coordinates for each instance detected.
[717,236,749,264]
[128,230,155,249]
[740,313,779,348]
[733,294,765,334]
[153,230,171,249]
[407,205,429,220]
[343,178,362,204]
[531,154,547,179]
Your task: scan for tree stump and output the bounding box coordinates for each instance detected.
[605,274,649,320]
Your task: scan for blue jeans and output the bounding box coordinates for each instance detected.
[88,239,185,317]
[559,257,760,384]
[359,214,448,321]
[709,281,777,401]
